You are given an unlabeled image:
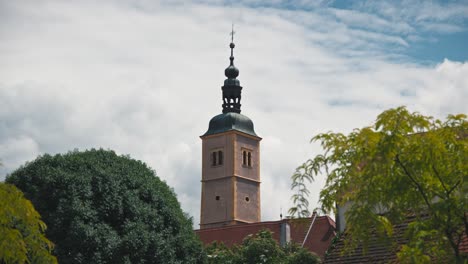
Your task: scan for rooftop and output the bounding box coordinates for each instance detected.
[195,215,336,259]
[202,112,259,138]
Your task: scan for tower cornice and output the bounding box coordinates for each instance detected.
[200,128,262,141]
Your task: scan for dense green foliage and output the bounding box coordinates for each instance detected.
[0,183,57,264]
[6,149,205,264]
[290,107,467,262]
[205,229,320,264]
[237,230,286,263]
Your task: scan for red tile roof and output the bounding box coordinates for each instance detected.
[195,215,336,259]
[460,234,468,254]
[324,215,468,263]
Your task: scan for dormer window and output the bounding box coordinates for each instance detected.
[211,149,224,167]
[242,148,253,168]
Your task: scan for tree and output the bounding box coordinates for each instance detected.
[6,149,206,264]
[237,229,286,264]
[205,241,238,264]
[290,107,467,262]
[0,183,57,264]
[205,229,321,264]
[284,242,321,264]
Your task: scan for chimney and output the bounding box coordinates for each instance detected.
[280,220,291,247]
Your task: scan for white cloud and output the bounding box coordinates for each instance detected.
[419,22,465,34]
[330,8,414,35]
[0,136,40,173]
[351,0,468,34]
[0,0,466,228]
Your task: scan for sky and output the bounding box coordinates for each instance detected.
[1,0,467,228]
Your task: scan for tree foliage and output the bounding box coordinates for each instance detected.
[205,229,320,264]
[290,107,467,262]
[283,242,321,264]
[237,229,286,264]
[6,149,205,264]
[0,183,57,264]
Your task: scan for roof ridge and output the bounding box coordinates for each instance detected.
[195,219,289,232]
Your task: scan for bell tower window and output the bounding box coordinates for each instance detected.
[218,150,223,165]
[211,152,217,166]
[242,148,253,168]
[211,149,224,167]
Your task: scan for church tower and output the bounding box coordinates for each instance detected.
[200,36,261,229]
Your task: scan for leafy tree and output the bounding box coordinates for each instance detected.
[205,241,238,264]
[205,229,321,264]
[238,229,286,264]
[284,242,321,264]
[6,149,205,264]
[290,107,467,262]
[0,183,57,264]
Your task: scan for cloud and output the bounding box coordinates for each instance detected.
[329,8,414,35]
[350,0,468,33]
[0,136,40,173]
[0,0,467,228]
[419,22,465,34]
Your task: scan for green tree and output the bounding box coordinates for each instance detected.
[284,242,321,264]
[290,107,467,262]
[6,149,205,264]
[238,229,285,264]
[205,241,238,264]
[0,183,57,264]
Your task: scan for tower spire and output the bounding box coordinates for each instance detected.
[229,24,235,66]
[222,25,242,114]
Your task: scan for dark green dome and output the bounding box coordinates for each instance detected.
[202,112,258,137]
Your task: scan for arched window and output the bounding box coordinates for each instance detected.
[241,149,253,168]
[212,152,217,166]
[211,149,224,167]
[218,151,223,165]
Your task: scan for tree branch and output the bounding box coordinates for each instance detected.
[395,154,433,211]
[448,180,461,195]
[432,165,449,197]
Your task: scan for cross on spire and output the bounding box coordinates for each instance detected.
[230,23,235,43]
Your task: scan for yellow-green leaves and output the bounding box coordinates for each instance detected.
[0,183,57,264]
[291,106,467,261]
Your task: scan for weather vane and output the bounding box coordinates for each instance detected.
[230,23,235,43]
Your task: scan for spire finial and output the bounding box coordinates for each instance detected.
[225,24,239,79]
[229,24,235,66]
[222,25,242,114]
[230,23,235,43]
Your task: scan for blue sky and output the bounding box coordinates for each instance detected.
[205,0,468,63]
[0,0,467,227]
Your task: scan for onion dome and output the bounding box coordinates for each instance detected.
[203,112,257,137]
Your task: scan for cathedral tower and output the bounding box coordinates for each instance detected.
[200,36,261,229]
